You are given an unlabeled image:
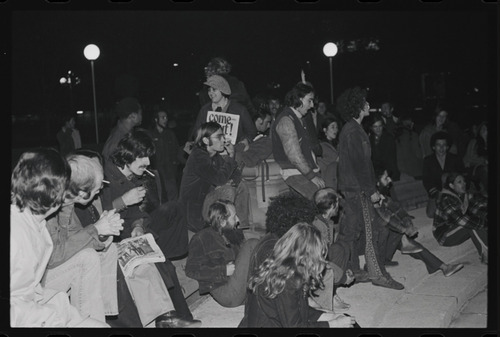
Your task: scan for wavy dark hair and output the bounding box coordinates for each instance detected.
[319,116,341,147]
[11,147,71,215]
[265,191,316,238]
[336,86,367,122]
[284,83,315,109]
[194,121,223,149]
[430,130,453,149]
[110,128,156,169]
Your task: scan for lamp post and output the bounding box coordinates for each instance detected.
[59,70,80,114]
[83,44,100,144]
[323,42,338,105]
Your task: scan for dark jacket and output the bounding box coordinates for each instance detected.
[178,146,238,232]
[239,276,328,328]
[271,107,319,180]
[338,119,377,196]
[422,153,465,198]
[370,130,400,181]
[101,161,152,239]
[184,227,239,295]
[45,203,105,269]
[191,100,257,144]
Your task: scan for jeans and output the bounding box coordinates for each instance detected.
[441,226,488,258]
[43,247,116,322]
[210,238,259,307]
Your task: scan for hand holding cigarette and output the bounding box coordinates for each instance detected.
[121,185,147,206]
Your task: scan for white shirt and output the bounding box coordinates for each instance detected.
[10,204,84,327]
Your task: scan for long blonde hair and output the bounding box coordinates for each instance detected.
[248,222,328,299]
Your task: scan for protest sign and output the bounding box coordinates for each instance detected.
[207,111,240,145]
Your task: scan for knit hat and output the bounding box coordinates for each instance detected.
[115,97,141,119]
[204,75,231,96]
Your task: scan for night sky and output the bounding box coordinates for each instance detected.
[8,6,496,147]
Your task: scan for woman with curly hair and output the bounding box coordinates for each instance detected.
[335,86,404,290]
[240,222,357,328]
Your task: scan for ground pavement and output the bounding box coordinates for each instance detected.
[173,207,489,329]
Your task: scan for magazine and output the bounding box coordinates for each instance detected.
[117,233,165,277]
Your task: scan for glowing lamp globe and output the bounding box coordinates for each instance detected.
[323,42,338,58]
[84,44,100,61]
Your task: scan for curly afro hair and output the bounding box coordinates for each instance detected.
[265,191,316,238]
[336,86,367,122]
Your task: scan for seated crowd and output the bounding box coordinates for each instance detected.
[11,60,488,328]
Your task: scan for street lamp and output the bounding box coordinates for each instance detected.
[59,70,80,114]
[83,44,100,144]
[323,42,338,105]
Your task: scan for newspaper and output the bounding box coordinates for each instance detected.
[117,233,165,277]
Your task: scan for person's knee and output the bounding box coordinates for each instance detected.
[76,248,101,270]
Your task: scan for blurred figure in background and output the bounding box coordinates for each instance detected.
[57,114,81,157]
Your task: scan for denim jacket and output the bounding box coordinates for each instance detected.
[184,227,239,294]
[338,119,377,196]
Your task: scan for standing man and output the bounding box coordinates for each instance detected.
[185,199,258,308]
[380,101,399,136]
[271,82,324,200]
[150,110,185,202]
[102,97,143,162]
[336,86,403,290]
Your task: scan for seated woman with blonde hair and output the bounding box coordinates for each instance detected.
[240,222,357,328]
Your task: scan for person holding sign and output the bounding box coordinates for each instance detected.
[179,121,250,233]
[190,75,257,151]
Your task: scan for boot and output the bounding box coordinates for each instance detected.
[400,235,424,254]
[441,263,464,277]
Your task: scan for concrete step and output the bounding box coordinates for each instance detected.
[188,207,488,328]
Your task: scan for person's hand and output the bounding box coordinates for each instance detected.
[183,141,194,155]
[405,225,418,237]
[318,311,336,321]
[103,236,114,249]
[238,138,250,152]
[327,314,356,328]
[94,209,124,236]
[344,269,355,286]
[226,261,235,276]
[311,176,325,189]
[370,191,381,204]
[121,186,146,207]
[224,142,235,158]
[131,226,145,238]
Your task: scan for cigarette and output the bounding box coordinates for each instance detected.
[102,180,110,184]
[144,169,155,177]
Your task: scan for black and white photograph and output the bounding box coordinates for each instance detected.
[8,4,496,331]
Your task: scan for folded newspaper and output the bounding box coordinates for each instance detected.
[117,233,165,277]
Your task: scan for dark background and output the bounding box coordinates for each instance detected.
[8,7,496,151]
